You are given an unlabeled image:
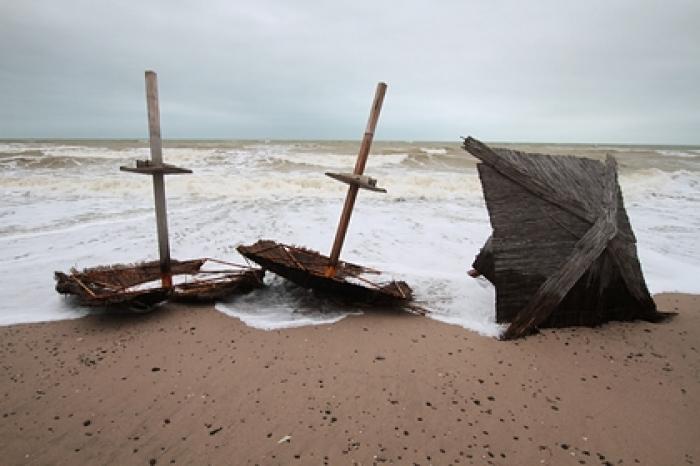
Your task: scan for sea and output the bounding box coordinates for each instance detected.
[1,139,699,336]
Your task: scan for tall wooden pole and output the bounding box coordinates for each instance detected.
[326,82,387,276]
[145,70,173,288]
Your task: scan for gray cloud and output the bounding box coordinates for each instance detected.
[0,0,698,143]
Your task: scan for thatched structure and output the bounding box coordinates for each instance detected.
[463,137,667,339]
[238,240,423,314]
[55,259,264,310]
[170,259,264,303]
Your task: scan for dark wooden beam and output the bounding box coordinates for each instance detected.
[120,161,192,175]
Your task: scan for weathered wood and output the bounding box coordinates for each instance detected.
[477,164,590,322]
[145,70,172,288]
[502,217,616,339]
[503,156,619,339]
[120,71,194,289]
[464,137,662,337]
[237,240,417,311]
[55,259,264,308]
[466,138,637,247]
[327,82,387,272]
[120,161,192,175]
[471,236,495,282]
[145,71,163,165]
[603,158,657,318]
[607,240,658,317]
[325,172,387,192]
[464,137,593,224]
[54,70,265,310]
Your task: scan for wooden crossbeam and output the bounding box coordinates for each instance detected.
[120,161,192,175]
[324,172,386,192]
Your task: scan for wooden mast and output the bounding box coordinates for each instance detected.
[120,70,192,288]
[325,82,387,277]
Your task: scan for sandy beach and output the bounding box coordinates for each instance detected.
[2,0,699,464]
[0,293,697,465]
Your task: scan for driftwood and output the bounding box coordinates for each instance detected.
[55,258,264,310]
[238,240,423,314]
[463,137,667,339]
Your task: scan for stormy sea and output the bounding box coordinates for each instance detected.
[1,139,698,335]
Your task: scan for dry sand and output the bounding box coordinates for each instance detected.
[0,293,698,465]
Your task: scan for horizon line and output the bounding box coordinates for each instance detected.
[0,137,698,147]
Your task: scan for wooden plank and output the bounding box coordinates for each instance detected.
[327,82,387,272]
[120,163,192,175]
[325,172,387,192]
[145,70,172,288]
[145,71,163,165]
[502,156,619,339]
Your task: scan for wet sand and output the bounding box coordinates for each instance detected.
[0,293,698,465]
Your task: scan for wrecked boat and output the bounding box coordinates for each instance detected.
[54,70,264,310]
[239,83,423,315]
[55,258,264,310]
[238,240,421,312]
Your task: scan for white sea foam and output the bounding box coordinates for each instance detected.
[216,276,362,330]
[658,149,700,158]
[419,147,448,155]
[1,140,699,334]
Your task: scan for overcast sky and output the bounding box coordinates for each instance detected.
[0,0,698,143]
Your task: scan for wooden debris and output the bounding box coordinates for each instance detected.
[463,137,668,339]
[325,173,387,193]
[120,160,192,176]
[237,240,422,314]
[55,259,264,310]
[54,70,264,310]
[240,82,422,314]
